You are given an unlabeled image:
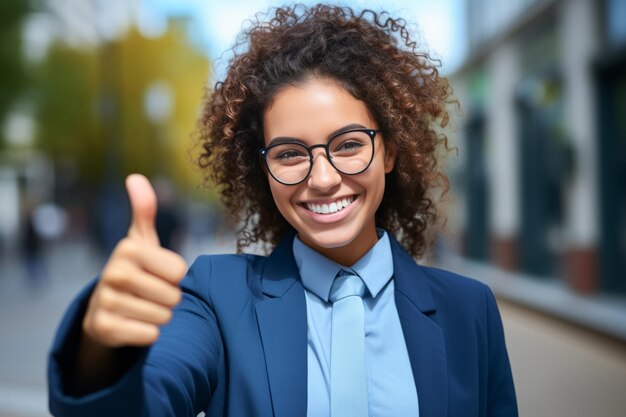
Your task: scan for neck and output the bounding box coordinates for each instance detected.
[299,227,379,266]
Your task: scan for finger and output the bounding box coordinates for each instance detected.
[125,173,160,245]
[115,238,188,285]
[135,246,189,285]
[104,260,182,307]
[98,286,174,325]
[92,310,160,347]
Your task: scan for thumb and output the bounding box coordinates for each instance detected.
[126,174,160,245]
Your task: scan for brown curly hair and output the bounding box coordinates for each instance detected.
[197,3,454,258]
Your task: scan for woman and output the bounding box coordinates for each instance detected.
[48,4,517,416]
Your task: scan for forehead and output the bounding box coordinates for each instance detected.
[262,77,375,145]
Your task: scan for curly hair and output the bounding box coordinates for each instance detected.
[197,3,454,258]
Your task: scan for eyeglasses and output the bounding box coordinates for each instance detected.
[259,128,378,185]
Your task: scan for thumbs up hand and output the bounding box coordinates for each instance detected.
[82,174,188,348]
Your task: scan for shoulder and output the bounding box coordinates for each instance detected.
[181,253,268,305]
[187,253,264,276]
[416,263,495,315]
[388,232,491,303]
[418,264,490,296]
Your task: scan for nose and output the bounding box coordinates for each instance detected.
[307,150,342,192]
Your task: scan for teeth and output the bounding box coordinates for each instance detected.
[305,196,355,214]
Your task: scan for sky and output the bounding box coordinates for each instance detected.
[139,0,467,79]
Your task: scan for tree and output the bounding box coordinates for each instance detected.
[0,0,30,148]
[33,17,211,187]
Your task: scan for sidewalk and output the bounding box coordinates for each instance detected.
[499,299,626,417]
[0,238,101,417]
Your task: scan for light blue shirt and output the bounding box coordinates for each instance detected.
[293,231,419,417]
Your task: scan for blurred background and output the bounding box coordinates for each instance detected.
[0,0,624,416]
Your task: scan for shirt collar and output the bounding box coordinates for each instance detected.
[292,229,394,302]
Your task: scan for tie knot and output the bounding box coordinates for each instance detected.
[329,272,366,303]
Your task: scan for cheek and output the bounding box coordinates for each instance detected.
[268,181,293,215]
[365,160,389,192]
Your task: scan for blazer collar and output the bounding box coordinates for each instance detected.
[256,231,308,417]
[260,230,300,298]
[388,235,437,313]
[389,234,448,417]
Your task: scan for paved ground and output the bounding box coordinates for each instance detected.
[1,237,625,416]
[499,300,626,417]
[0,238,98,417]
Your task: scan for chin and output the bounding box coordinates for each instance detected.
[300,228,357,250]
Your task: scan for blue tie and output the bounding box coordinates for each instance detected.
[329,271,369,417]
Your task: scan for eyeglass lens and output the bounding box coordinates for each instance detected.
[265,130,374,184]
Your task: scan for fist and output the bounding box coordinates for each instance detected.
[82,174,188,347]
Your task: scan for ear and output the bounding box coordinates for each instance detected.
[383,141,397,174]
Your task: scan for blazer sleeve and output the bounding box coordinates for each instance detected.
[484,287,519,417]
[48,257,223,417]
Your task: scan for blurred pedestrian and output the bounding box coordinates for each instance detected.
[21,201,67,286]
[21,202,45,286]
[153,176,184,252]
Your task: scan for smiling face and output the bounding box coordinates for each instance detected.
[263,77,395,265]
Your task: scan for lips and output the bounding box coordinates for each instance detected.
[303,195,357,214]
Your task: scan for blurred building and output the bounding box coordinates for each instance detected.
[451,0,626,296]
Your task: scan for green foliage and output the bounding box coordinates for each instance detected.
[30,17,210,188]
[33,43,103,180]
[0,0,30,146]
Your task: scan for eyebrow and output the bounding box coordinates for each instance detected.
[266,123,368,147]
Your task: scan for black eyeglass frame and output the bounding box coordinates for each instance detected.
[259,128,379,186]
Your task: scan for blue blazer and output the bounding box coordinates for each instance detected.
[48,233,518,416]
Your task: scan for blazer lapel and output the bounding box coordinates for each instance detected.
[255,233,308,417]
[391,237,448,417]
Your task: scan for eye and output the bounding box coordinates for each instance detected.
[331,136,369,156]
[336,140,365,152]
[268,144,309,164]
[276,149,305,160]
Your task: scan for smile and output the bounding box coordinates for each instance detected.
[303,195,357,215]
